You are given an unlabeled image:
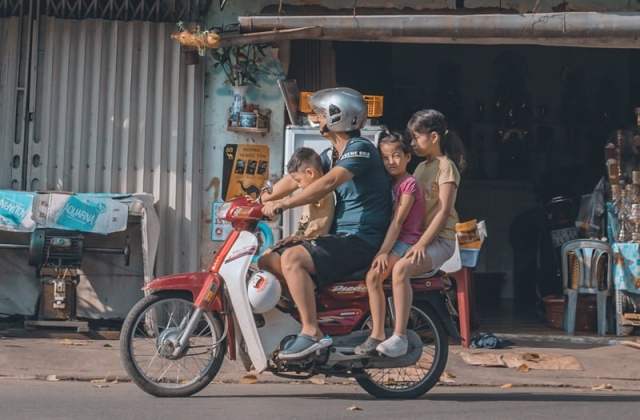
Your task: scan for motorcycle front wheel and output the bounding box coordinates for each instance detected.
[120,292,226,397]
[356,303,448,399]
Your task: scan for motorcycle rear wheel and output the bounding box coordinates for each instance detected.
[355,303,448,399]
[120,292,226,397]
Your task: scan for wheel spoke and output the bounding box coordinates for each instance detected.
[146,346,162,371]
[360,306,442,392]
[125,297,222,391]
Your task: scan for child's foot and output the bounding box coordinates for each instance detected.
[376,334,408,358]
[354,336,383,356]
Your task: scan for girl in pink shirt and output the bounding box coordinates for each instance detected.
[355,131,425,356]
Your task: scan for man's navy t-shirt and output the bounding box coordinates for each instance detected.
[320,137,391,247]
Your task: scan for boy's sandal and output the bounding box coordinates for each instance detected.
[278,334,333,360]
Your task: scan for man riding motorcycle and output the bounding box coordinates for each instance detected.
[261,87,392,360]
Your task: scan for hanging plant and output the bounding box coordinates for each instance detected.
[171,22,220,56]
[210,44,275,88]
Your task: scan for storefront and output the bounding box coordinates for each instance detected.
[229,9,640,336]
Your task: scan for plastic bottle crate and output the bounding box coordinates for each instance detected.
[298,91,384,118]
[460,248,480,268]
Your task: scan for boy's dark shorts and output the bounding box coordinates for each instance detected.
[293,234,378,287]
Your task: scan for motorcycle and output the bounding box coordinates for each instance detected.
[119,184,459,399]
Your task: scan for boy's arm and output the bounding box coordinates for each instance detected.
[303,193,335,238]
[260,174,298,203]
[263,166,351,217]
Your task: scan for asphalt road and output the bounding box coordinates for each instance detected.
[1,380,639,420]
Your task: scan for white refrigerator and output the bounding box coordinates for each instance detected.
[282,125,385,237]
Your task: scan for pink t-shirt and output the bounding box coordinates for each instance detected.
[393,175,425,245]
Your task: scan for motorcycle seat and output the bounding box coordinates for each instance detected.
[412,268,444,279]
[339,267,444,283]
[341,267,369,281]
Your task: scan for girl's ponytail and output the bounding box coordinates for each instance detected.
[407,109,467,172]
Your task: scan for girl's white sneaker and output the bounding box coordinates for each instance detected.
[376,334,408,358]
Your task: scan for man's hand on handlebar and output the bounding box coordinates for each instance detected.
[262,200,286,219]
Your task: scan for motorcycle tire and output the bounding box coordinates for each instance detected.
[120,292,226,397]
[355,303,448,399]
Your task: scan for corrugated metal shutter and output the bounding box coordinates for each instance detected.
[0,16,24,190]
[28,17,203,275]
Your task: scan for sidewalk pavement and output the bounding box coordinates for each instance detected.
[1,333,639,391]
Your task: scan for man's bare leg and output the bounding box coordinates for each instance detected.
[280,245,322,338]
[258,251,285,281]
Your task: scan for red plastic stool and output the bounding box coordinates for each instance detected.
[451,268,474,348]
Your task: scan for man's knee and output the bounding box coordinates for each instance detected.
[281,246,309,270]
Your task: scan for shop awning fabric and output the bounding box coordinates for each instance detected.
[237,13,640,49]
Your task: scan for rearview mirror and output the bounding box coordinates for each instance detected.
[262,180,273,195]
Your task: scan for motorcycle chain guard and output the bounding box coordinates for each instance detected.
[270,329,423,374]
[331,329,423,370]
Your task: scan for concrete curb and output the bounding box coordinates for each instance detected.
[494,333,625,347]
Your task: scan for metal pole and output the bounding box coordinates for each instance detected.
[238,13,640,49]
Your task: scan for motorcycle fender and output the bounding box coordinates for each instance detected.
[143,272,223,312]
[218,231,269,373]
[416,292,460,339]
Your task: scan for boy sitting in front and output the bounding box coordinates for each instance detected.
[258,147,335,278]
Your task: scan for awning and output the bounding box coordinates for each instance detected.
[238,13,640,49]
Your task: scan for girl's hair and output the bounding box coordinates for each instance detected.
[377,130,412,155]
[407,109,467,172]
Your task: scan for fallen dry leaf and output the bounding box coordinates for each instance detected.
[347,406,363,411]
[60,339,88,347]
[500,383,513,389]
[46,375,59,382]
[310,377,326,385]
[103,343,113,348]
[517,364,530,373]
[459,351,505,367]
[592,383,613,391]
[502,352,583,371]
[522,353,541,362]
[240,374,258,384]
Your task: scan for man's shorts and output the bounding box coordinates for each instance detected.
[299,234,378,287]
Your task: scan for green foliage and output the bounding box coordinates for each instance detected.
[209,44,276,87]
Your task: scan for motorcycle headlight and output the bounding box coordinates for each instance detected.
[216,203,232,220]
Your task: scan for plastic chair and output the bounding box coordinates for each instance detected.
[561,239,612,336]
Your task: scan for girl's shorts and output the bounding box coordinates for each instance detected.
[390,237,455,269]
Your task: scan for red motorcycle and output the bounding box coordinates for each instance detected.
[120,187,458,399]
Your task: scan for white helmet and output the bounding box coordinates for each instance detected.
[247,271,282,314]
[309,87,367,133]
